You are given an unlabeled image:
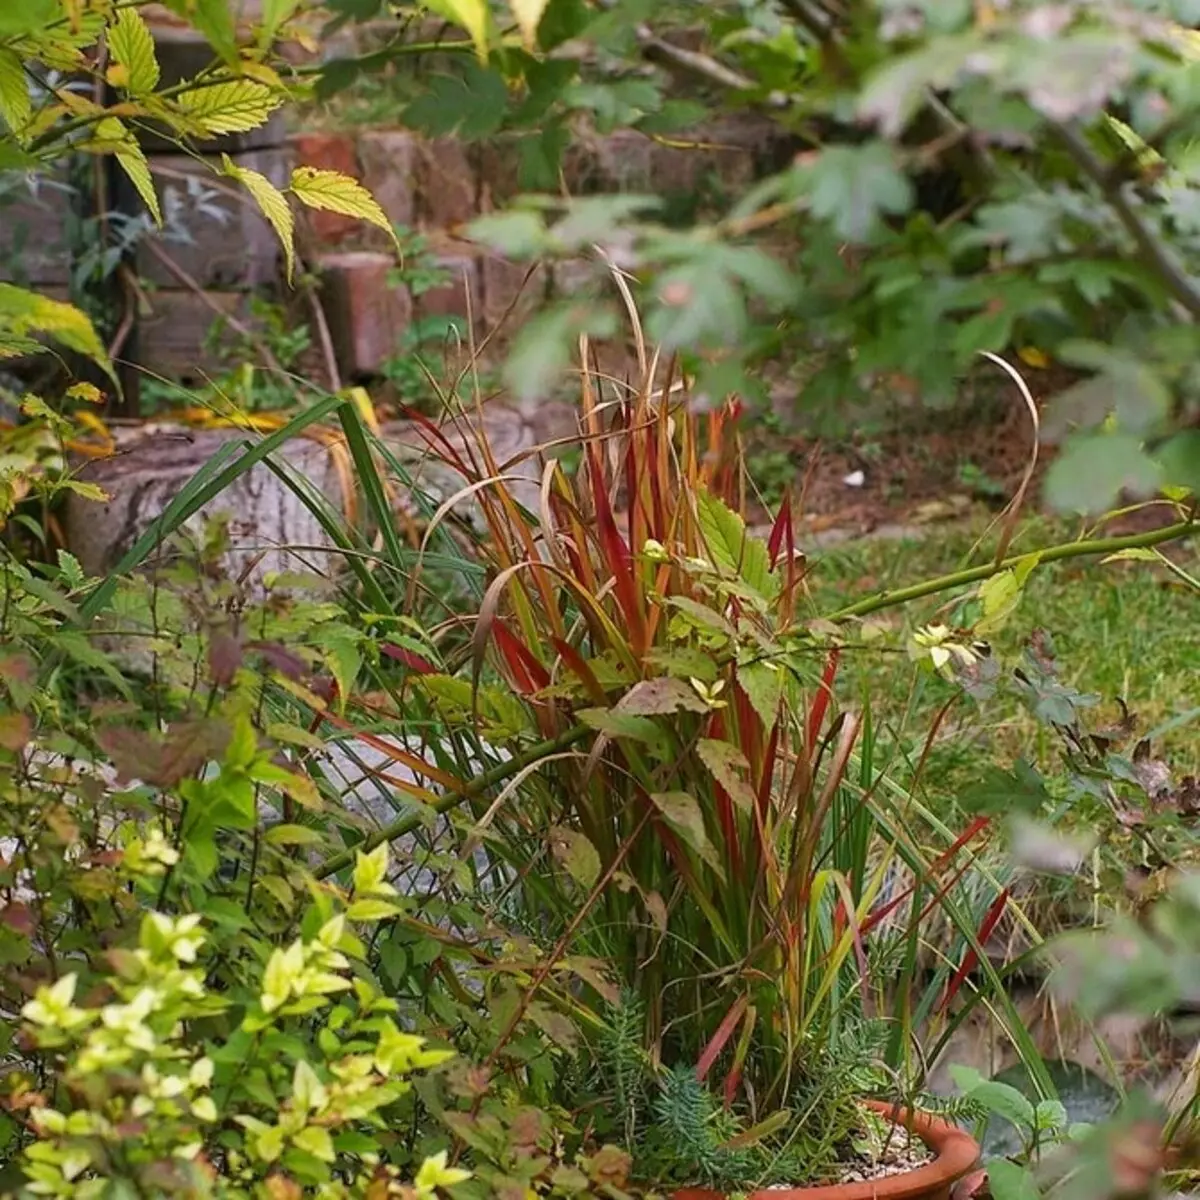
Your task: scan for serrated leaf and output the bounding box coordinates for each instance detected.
[223,153,294,281]
[695,490,775,599]
[106,7,159,95]
[177,79,282,136]
[289,166,396,246]
[737,661,782,729]
[0,50,30,139]
[87,118,161,225]
[0,283,114,382]
[423,0,491,60]
[1044,431,1161,515]
[803,142,914,242]
[650,791,722,877]
[697,739,756,812]
[615,677,709,716]
[549,826,600,888]
[509,0,550,48]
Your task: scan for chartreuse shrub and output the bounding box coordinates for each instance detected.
[15,847,469,1199]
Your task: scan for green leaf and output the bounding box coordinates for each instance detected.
[985,1160,1040,1200]
[177,79,283,136]
[265,824,325,847]
[468,210,547,258]
[159,0,237,60]
[502,302,617,403]
[106,7,160,95]
[225,154,295,281]
[290,166,396,247]
[0,283,114,383]
[549,826,601,888]
[949,1065,1036,1133]
[423,0,491,59]
[961,760,1049,816]
[803,143,914,242]
[345,898,405,921]
[650,791,722,875]
[0,50,30,139]
[696,739,756,812]
[401,62,509,139]
[738,661,782,729]
[0,0,57,37]
[695,490,775,599]
[1156,430,1200,495]
[1044,432,1162,514]
[578,707,669,755]
[89,118,161,226]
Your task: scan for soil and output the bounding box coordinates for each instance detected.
[744,366,1184,542]
[834,1126,932,1185]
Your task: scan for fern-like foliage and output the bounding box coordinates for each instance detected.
[645,1066,756,1186]
[596,990,649,1150]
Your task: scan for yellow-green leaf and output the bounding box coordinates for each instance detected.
[0,49,31,139]
[177,78,282,136]
[106,7,159,95]
[423,0,491,59]
[0,283,114,382]
[223,153,295,281]
[88,118,161,225]
[289,166,396,245]
[508,0,549,49]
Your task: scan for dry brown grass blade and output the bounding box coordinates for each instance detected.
[973,350,1040,566]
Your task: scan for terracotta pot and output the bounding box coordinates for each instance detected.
[673,1102,981,1200]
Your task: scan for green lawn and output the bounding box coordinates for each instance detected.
[804,517,1200,817]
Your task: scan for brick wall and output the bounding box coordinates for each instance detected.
[292,118,774,380]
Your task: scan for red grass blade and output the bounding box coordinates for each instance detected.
[767,496,791,570]
[941,887,1009,1012]
[696,993,749,1082]
[551,637,608,706]
[806,647,841,757]
[493,620,551,695]
[587,447,646,652]
[380,643,437,675]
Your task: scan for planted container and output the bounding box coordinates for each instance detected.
[672,1104,980,1200]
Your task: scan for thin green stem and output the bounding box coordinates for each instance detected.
[312,724,591,880]
[824,519,1195,622]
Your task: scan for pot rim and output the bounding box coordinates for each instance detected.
[671,1101,981,1200]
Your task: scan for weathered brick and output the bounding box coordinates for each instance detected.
[135,289,261,381]
[0,174,73,287]
[134,151,288,290]
[417,255,480,328]
[476,141,523,210]
[415,139,476,229]
[358,130,416,236]
[480,255,545,333]
[290,133,362,243]
[593,131,655,191]
[316,251,412,377]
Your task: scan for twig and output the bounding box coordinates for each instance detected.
[304,276,342,393]
[633,23,790,107]
[827,518,1196,621]
[141,240,286,374]
[1054,120,1200,321]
